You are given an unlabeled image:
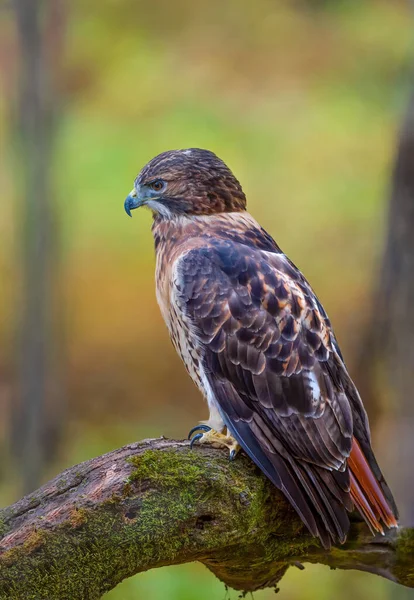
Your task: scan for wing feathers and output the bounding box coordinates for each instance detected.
[216,381,348,547]
[174,241,398,546]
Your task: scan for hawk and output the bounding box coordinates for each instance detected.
[124,148,398,548]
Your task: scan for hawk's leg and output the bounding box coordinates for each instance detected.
[188,425,241,461]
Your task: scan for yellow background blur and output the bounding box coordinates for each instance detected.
[1,1,413,598]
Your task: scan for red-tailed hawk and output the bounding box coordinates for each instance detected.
[124,148,398,548]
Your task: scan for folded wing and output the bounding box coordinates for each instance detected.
[174,239,397,546]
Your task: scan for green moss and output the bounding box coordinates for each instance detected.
[0,503,137,599]
[125,449,241,561]
[126,447,316,568]
[24,529,47,552]
[68,508,89,528]
[0,446,320,599]
[0,515,7,538]
[1,529,48,568]
[394,529,414,587]
[127,449,207,489]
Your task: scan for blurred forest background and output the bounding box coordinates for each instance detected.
[1,0,414,598]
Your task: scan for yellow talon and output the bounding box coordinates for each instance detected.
[189,426,241,460]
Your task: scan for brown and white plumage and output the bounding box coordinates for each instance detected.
[124,148,398,548]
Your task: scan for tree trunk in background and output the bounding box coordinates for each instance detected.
[11,0,66,494]
[358,92,414,528]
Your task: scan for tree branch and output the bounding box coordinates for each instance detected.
[0,438,413,599]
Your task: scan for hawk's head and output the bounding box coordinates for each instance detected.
[124,149,246,219]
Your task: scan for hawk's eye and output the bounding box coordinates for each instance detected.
[150,179,165,192]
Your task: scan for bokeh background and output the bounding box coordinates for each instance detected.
[1,1,414,598]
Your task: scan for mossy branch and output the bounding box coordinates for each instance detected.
[0,438,413,599]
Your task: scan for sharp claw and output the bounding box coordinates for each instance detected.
[188,424,211,440]
[190,433,204,449]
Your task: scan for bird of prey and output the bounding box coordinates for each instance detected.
[124,148,398,548]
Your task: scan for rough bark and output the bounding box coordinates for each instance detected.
[0,438,413,600]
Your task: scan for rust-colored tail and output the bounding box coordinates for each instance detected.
[349,437,398,534]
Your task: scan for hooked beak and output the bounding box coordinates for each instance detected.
[124,187,146,217]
